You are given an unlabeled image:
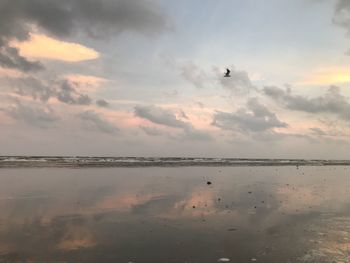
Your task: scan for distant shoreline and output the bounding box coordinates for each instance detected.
[1,156,350,168]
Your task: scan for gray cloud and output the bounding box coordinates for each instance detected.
[0,0,170,72]
[309,127,327,136]
[1,101,59,128]
[333,0,350,55]
[195,101,204,108]
[333,0,350,34]
[0,0,170,41]
[8,77,93,106]
[135,105,189,129]
[178,109,188,119]
[96,99,109,107]
[11,77,52,102]
[216,66,255,95]
[212,98,287,133]
[181,127,213,141]
[135,105,212,141]
[0,46,44,72]
[78,110,119,134]
[56,80,92,105]
[181,62,207,89]
[140,125,165,136]
[263,85,350,121]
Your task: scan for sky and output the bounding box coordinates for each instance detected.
[1,0,350,158]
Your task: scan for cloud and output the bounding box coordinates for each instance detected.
[8,77,94,105]
[140,125,165,136]
[333,0,350,34]
[0,45,43,72]
[56,80,92,105]
[179,63,255,94]
[0,0,170,41]
[181,62,207,89]
[65,74,107,86]
[96,99,109,108]
[11,77,53,102]
[263,85,350,121]
[333,0,350,56]
[11,33,99,62]
[216,66,256,95]
[0,0,170,72]
[135,105,212,141]
[78,110,119,134]
[135,105,189,129]
[309,127,327,136]
[64,74,108,94]
[0,67,24,78]
[297,67,350,85]
[212,98,287,133]
[1,101,59,128]
[181,127,213,141]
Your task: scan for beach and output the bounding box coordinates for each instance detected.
[1,165,350,262]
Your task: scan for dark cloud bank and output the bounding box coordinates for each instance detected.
[0,0,170,72]
[10,77,93,105]
[0,0,170,132]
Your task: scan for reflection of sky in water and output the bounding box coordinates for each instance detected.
[1,166,350,262]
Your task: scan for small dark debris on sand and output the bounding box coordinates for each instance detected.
[227,228,237,231]
[207,181,212,185]
[248,191,252,194]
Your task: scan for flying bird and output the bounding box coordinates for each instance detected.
[224,68,231,77]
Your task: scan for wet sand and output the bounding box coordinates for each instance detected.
[0,166,350,262]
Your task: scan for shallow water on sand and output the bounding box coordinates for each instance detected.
[0,166,350,262]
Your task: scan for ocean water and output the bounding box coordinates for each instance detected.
[0,165,350,262]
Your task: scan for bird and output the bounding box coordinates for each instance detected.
[224,68,231,77]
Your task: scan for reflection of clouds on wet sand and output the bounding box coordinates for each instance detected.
[300,216,350,262]
[173,186,216,216]
[165,186,242,222]
[1,167,350,262]
[276,186,322,213]
[275,168,350,215]
[56,226,97,251]
[98,193,167,212]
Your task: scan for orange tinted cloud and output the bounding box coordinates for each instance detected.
[65,74,107,85]
[0,67,24,78]
[65,74,108,93]
[11,33,99,62]
[298,67,350,86]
